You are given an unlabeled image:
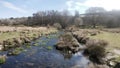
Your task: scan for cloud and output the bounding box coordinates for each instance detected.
[0,1,28,13]
[66,0,120,13]
[66,0,74,10]
[66,0,86,13]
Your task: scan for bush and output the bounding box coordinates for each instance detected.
[53,23,62,30]
[114,63,120,68]
[60,33,73,42]
[84,45,106,64]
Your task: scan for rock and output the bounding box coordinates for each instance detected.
[26,63,34,66]
[109,61,116,67]
[113,49,120,55]
[0,45,3,50]
[106,54,119,61]
[68,51,72,54]
[105,52,120,67]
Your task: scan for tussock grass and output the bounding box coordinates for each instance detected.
[0,26,57,42]
[0,32,20,41]
[0,26,58,50]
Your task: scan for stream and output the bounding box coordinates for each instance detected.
[0,32,89,68]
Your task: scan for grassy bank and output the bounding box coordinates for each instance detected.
[0,26,58,50]
[89,31,120,51]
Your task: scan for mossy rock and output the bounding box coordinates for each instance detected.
[46,46,52,50]
[33,43,39,46]
[41,42,46,46]
[25,43,31,48]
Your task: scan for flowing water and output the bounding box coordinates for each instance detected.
[0,32,89,68]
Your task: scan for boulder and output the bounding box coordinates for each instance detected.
[0,45,3,51]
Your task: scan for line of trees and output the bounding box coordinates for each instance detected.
[82,7,120,28]
[0,10,82,28]
[0,7,120,28]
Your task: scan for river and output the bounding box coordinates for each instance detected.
[0,32,89,68]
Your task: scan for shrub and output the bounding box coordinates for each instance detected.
[114,63,120,68]
[53,23,62,30]
[84,45,106,64]
[60,33,73,42]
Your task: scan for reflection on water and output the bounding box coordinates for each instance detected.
[0,32,89,68]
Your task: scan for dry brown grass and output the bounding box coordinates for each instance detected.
[0,26,56,32]
[101,28,120,33]
[0,26,58,42]
[73,29,120,51]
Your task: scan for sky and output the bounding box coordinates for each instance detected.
[0,0,120,18]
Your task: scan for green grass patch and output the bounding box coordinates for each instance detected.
[0,56,6,64]
[33,43,39,46]
[0,32,20,41]
[46,46,52,50]
[25,43,31,48]
[89,31,120,51]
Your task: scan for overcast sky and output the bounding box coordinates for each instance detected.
[0,0,120,18]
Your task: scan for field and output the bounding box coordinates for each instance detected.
[73,28,120,52]
[0,26,58,50]
[0,26,57,41]
[89,31,120,51]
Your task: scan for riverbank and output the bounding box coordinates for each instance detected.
[0,30,90,68]
[70,28,120,68]
[0,26,58,51]
[0,26,119,68]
